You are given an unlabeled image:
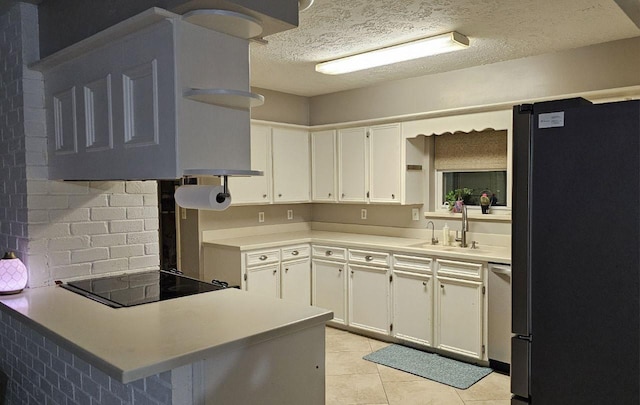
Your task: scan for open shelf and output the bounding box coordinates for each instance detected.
[184,88,265,110]
[182,9,263,39]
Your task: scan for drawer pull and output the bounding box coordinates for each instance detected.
[365,255,374,261]
[291,250,299,256]
[326,250,333,256]
[259,255,268,261]
[423,281,427,286]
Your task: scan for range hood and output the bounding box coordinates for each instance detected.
[30,6,294,181]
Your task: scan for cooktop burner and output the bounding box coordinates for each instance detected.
[61,270,224,308]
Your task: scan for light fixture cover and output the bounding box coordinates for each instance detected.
[316,31,469,75]
[0,252,28,295]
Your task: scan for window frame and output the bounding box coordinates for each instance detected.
[436,169,511,212]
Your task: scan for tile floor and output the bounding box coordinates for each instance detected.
[325,326,512,405]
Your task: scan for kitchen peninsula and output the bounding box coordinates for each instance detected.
[0,284,331,404]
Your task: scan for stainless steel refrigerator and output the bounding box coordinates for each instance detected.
[511,97,640,404]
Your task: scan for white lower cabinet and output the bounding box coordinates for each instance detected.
[348,249,390,335]
[312,246,347,325]
[281,257,311,305]
[435,259,486,360]
[246,263,280,298]
[392,254,434,347]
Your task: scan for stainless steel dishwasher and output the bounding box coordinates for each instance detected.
[488,263,512,373]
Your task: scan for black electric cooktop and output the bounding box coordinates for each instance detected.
[61,270,224,308]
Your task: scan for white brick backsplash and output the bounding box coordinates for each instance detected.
[25,150,46,165]
[144,194,158,206]
[70,222,108,236]
[126,181,158,194]
[109,219,144,233]
[71,247,109,264]
[49,208,91,222]
[111,244,145,259]
[68,194,109,208]
[129,255,159,270]
[27,179,49,194]
[49,251,70,266]
[48,236,90,251]
[51,263,92,279]
[90,207,127,221]
[127,231,158,245]
[27,195,69,209]
[91,233,126,247]
[127,206,158,219]
[48,180,89,195]
[88,181,125,194]
[145,218,159,231]
[29,223,70,238]
[25,164,48,180]
[92,258,129,274]
[145,243,159,255]
[110,194,144,207]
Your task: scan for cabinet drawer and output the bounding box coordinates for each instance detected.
[282,244,310,261]
[245,249,280,267]
[437,259,483,280]
[393,254,432,273]
[312,245,347,261]
[349,249,389,267]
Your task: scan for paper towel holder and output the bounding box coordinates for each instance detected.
[182,168,263,204]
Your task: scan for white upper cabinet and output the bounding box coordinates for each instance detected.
[337,123,414,204]
[35,10,258,180]
[311,130,337,202]
[230,124,272,205]
[272,127,311,203]
[338,127,368,202]
[369,124,401,203]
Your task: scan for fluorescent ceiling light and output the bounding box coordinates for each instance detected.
[316,31,470,75]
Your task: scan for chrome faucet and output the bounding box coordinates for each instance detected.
[455,204,468,248]
[426,221,439,245]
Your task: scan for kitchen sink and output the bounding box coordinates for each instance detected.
[408,242,496,255]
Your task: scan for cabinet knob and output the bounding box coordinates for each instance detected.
[326,251,333,256]
[273,270,277,275]
[350,270,354,275]
[365,255,374,261]
[291,250,299,256]
[423,281,427,286]
[328,193,332,197]
[278,193,282,197]
[338,268,342,272]
[262,194,267,198]
[392,194,395,199]
[341,193,345,198]
[259,255,268,261]
[285,268,289,273]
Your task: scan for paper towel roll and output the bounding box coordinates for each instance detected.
[174,185,232,210]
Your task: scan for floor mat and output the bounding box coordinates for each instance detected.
[363,344,492,389]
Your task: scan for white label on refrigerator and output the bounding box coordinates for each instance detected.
[538,112,565,128]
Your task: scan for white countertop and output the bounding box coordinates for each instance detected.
[0,285,332,383]
[203,230,511,264]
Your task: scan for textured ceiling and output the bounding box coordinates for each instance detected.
[249,0,640,97]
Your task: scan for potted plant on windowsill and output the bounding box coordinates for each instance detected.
[445,188,473,212]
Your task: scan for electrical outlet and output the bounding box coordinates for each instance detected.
[412,208,420,221]
[361,209,367,220]
[287,209,293,220]
[258,212,265,223]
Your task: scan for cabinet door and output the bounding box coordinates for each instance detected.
[369,124,401,204]
[230,124,272,204]
[246,264,280,299]
[281,258,311,305]
[436,276,484,359]
[312,259,347,325]
[348,264,389,334]
[272,127,310,203]
[311,130,337,202]
[393,270,433,347]
[338,127,367,202]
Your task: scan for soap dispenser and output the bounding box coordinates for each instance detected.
[442,223,450,246]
